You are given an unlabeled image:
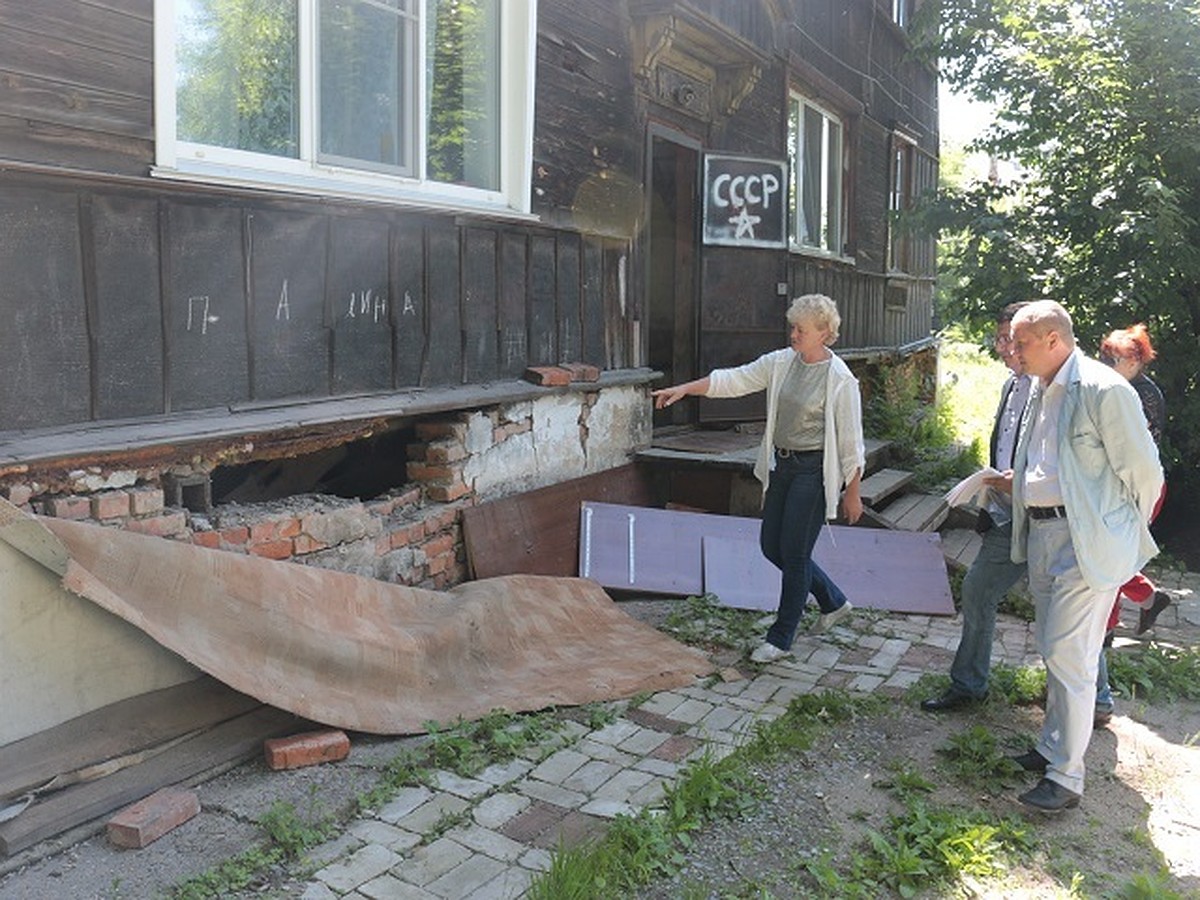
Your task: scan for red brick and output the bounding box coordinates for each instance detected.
[249,540,292,560]
[107,787,200,849]
[91,491,131,520]
[560,362,601,382]
[44,495,91,520]
[427,482,471,502]
[264,730,350,770]
[128,487,165,516]
[649,734,703,763]
[221,526,251,546]
[416,421,466,441]
[278,517,302,539]
[389,525,415,549]
[375,534,392,556]
[425,443,468,464]
[292,534,328,555]
[249,521,278,544]
[125,513,188,538]
[421,533,456,558]
[393,487,422,508]
[427,553,451,576]
[192,531,222,549]
[406,462,461,483]
[3,484,33,506]
[523,365,572,386]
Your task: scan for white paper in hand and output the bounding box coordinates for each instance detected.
[944,466,1003,508]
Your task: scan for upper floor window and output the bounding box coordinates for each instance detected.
[155,0,536,214]
[889,133,916,271]
[788,91,846,257]
[891,0,911,28]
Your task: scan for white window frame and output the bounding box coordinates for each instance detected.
[891,0,910,28]
[153,0,537,217]
[787,90,848,260]
[888,131,917,273]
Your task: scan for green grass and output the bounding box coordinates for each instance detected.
[661,593,763,651]
[1107,642,1200,702]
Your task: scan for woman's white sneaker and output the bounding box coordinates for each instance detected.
[750,641,790,663]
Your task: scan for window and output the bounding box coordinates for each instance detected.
[787,92,846,256]
[155,0,535,214]
[891,0,910,28]
[888,133,915,272]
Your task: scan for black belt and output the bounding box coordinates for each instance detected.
[1028,505,1067,520]
[775,447,821,458]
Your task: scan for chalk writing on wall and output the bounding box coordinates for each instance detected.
[346,288,387,323]
[702,154,788,249]
[186,296,219,334]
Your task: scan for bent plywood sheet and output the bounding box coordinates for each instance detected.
[0,498,711,735]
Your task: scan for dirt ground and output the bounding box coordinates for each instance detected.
[634,688,1200,898]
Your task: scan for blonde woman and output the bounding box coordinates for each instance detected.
[652,294,865,662]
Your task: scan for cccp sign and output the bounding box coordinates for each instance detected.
[702,154,788,248]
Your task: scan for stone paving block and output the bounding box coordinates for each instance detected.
[359,873,438,899]
[519,847,553,872]
[616,725,670,756]
[634,756,681,778]
[586,719,642,746]
[378,786,434,823]
[666,698,714,724]
[650,734,702,762]
[315,843,403,893]
[394,793,471,833]
[529,747,589,783]
[347,819,422,852]
[477,758,534,787]
[562,759,622,793]
[883,669,923,690]
[628,777,667,807]
[449,824,528,861]
[305,831,365,868]
[574,737,637,766]
[426,854,507,898]
[848,673,886,692]
[580,798,636,819]
[430,770,493,799]
[635,691,688,717]
[499,800,569,843]
[808,647,842,669]
[473,792,530,829]
[398,837,472,887]
[624,706,689,733]
[470,866,534,900]
[699,704,748,733]
[593,768,654,802]
[531,810,608,849]
[300,881,339,900]
[515,777,588,809]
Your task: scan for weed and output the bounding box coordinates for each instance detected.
[1115,870,1186,899]
[873,760,935,804]
[937,725,1023,794]
[1107,642,1200,702]
[988,662,1047,705]
[662,593,762,650]
[582,702,618,730]
[259,799,334,859]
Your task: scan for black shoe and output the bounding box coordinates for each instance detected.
[1018,777,1080,811]
[1010,748,1049,773]
[920,691,985,712]
[1137,591,1172,635]
[1094,709,1113,729]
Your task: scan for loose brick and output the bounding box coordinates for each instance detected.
[128,486,165,516]
[264,730,351,770]
[191,531,222,550]
[44,495,91,520]
[560,362,601,382]
[107,787,200,849]
[3,484,33,506]
[523,366,572,386]
[249,539,292,560]
[416,421,467,441]
[91,491,131,520]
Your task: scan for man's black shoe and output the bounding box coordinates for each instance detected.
[1018,777,1080,812]
[1010,748,1049,772]
[1137,591,1172,635]
[1094,709,1113,729]
[920,691,985,712]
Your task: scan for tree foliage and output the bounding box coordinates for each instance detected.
[911,0,1200,496]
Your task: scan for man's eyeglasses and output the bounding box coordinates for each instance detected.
[993,335,1013,347]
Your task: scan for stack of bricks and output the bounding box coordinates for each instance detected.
[17,484,188,539]
[406,421,472,502]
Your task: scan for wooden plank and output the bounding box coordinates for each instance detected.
[863,437,893,474]
[462,228,498,384]
[497,231,528,378]
[939,527,982,572]
[461,464,656,579]
[580,238,606,367]
[0,705,302,856]
[556,234,582,364]
[528,235,557,365]
[422,223,462,385]
[887,493,949,532]
[392,219,426,387]
[328,217,391,395]
[859,468,916,508]
[0,676,258,802]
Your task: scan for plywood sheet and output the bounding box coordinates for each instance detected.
[580,502,954,615]
[0,498,709,738]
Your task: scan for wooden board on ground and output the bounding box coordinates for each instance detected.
[876,492,949,532]
[462,464,656,579]
[940,527,983,573]
[0,705,304,856]
[579,501,955,615]
[859,468,916,508]
[0,676,259,803]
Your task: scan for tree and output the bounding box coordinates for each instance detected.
[912,0,1200,499]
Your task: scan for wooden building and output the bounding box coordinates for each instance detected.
[0,0,938,578]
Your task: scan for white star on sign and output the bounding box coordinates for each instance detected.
[729,206,761,240]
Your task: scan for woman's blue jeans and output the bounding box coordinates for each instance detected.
[759,450,848,650]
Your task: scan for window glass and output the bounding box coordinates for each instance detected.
[319,0,416,172]
[176,0,300,158]
[427,0,500,190]
[788,93,844,254]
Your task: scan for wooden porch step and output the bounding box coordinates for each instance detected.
[859,467,916,508]
[940,527,982,572]
[863,438,892,476]
[876,492,949,532]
